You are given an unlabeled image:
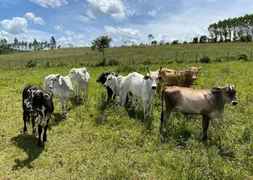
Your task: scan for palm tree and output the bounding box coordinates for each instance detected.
[148,34,154,45]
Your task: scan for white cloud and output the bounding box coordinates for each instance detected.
[87,0,126,21]
[0,17,28,34]
[25,12,45,25]
[80,15,89,23]
[86,10,96,19]
[65,30,75,36]
[148,10,156,17]
[30,0,68,8]
[57,33,86,47]
[54,25,63,31]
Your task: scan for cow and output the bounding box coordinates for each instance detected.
[96,72,118,101]
[22,85,54,147]
[160,85,237,142]
[45,74,57,95]
[104,74,126,105]
[121,68,162,120]
[158,66,201,87]
[49,74,73,118]
[68,67,90,103]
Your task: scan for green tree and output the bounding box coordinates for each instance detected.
[33,39,38,51]
[50,36,56,50]
[192,37,198,43]
[91,36,112,65]
[199,35,208,43]
[13,38,18,49]
[148,34,154,45]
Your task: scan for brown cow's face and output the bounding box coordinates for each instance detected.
[187,66,201,80]
[223,85,237,105]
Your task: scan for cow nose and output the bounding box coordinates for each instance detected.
[152,86,157,90]
[96,79,99,82]
[192,76,197,80]
[49,86,52,89]
[232,101,238,105]
[104,83,107,87]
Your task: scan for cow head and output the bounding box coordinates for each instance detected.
[186,66,201,80]
[104,74,117,87]
[96,72,118,84]
[143,67,162,91]
[68,68,77,79]
[224,84,237,105]
[49,74,61,90]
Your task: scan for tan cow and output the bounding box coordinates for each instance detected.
[160,85,237,142]
[158,66,201,87]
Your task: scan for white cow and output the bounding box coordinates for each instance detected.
[49,74,73,117]
[122,68,161,120]
[45,74,57,94]
[104,74,126,105]
[68,67,90,103]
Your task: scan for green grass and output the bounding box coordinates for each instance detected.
[1,42,253,68]
[0,60,253,179]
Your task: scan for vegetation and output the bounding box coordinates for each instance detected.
[0,58,253,179]
[91,36,112,65]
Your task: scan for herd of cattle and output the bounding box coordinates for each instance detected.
[22,66,237,146]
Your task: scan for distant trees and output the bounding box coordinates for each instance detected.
[192,37,198,43]
[199,35,208,43]
[50,36,56,50]
[91,36,112,65]
[208,14,253,42]
[0,38,11,54]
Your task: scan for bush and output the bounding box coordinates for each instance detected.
[25,59,37,68]
[172,40,179,45]
[238,52,248,61]
[213,55,223,62]
[200,56,211,63]
[108,59,120,66]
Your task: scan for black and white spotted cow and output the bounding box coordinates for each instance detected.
[22,85,54,147]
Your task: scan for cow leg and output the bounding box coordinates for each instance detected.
[37,121,43,147]
[43,117,50,142]
[31,115,36,135]
[76,84,80,102]
[23,111,28,133]
[131,96,138,117]
[143,101,149,121]
[107,87,113,101]
[60,97,66,118]
[202,116,210,142]
[159,109,171,133]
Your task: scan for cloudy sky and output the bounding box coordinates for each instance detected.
[0,0,253,47]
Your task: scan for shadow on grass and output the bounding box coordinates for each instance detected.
[11,134,44,170]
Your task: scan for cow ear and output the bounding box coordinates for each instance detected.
[159,67,162,72]
[56,74,60,78]
[158,75,163,80]
[198,67,202,70]
[143,75,150,80]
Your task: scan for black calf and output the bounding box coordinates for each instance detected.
[96,72,118,100]
[22,85,54,147]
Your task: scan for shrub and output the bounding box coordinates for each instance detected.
[238,52,248,61]
[25,59,37,68]
[200,56,211,63]
[172,40,179,45]
[213,55,223,62]
[108,59,120,66]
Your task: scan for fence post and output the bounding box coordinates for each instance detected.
[132,55,134,64]
[175,52,178,61]
[182,52,184,62]
[75,57,77,65]
[8,60,10,69]
[195,52,198,62]
[251,51,252,61]
[227,51,230,61]
[203,52,206,58]
[161,53,164,64]
[21,60,23,68]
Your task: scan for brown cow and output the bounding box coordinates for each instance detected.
[160,85,237,142]
[158,66,201,87]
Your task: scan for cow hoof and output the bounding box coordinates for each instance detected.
[201,136,207,142]
[43,137,47,142]
[37,141,44,147]
[61,114,67,118]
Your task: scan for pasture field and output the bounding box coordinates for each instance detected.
[0,60,253,179]
[0,42,253,68]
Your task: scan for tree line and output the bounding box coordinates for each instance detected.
[0,36,58,54]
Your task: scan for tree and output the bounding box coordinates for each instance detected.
[148,34,154,45]
[151,40,157,45]
[13,38,18,49]
[193,37,198,43]
[91,36,112,65]
[50,36,56,50]
[33,39,38,51]
[199,35,208,43]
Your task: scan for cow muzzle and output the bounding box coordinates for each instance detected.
[151,86,157,90]
[232,100,238,106]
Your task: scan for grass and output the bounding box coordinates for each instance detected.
[0,42,253,68]
[0,58,253,179]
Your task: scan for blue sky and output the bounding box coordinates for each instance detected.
[0,0,253,47]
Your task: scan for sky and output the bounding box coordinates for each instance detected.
[0,0,253,47]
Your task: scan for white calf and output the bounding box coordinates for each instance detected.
[122,68,161,120]
[49,74,73,117]
[68,67,90,103]
[104,74,126,105]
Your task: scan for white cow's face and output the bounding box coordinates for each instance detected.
[68,68,77,79]
[143,70,161,91]
[104,74,116,87]
[50,74,61,89]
